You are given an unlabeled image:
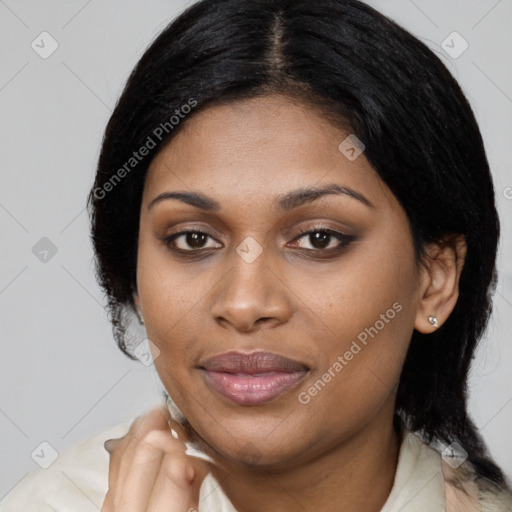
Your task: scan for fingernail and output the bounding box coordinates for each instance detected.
[104,439,115,453]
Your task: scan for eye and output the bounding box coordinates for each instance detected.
[163,229,222,252]
[162,226,355,255]
[289,227,355,251]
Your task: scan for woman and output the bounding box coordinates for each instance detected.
[2,0,511,510]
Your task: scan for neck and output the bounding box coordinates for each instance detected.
[210,413,402,512]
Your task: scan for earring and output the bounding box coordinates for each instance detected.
[428,315,439,328]
[137,311,145,325]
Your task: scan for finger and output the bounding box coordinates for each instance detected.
[103,408,191,511]
[109,406,180,484]
[108,429,189,511]
[104,438,122,454]
[103,432,136,507]
[103,433,140,510]
[132,405,172,434]
[161,403,196,444]
[168,417,191,442]
[146,452,210,512]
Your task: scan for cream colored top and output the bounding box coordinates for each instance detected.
[1,416,511,511]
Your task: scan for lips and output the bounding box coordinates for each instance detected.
[199,351,309,406]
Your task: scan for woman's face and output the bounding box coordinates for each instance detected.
[135,94,425,466]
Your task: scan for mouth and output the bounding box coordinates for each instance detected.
[199,351,310,406]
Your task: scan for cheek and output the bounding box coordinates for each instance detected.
[297,234,417,409]
[136,243,204,360]
[293,233,417,346]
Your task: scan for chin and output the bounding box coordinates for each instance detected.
[204,427,309,470]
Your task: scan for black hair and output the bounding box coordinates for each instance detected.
[87,0,510,492]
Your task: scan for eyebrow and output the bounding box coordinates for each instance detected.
[147,183,375,212]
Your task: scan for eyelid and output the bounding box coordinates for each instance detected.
[162,224,356,253]
[288,225,356,249]
[163,228,222,249]
[292,224,350,238]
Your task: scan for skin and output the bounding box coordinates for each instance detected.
[102,406,211,511]
[105,93,467,511]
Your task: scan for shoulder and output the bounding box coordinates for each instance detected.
[441,455,512,512]
[0,418,238,512]
[0,420,132,512]
[399,424,512,512]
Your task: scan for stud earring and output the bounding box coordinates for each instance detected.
[428,315,439,328]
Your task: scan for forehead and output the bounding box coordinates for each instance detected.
[142,94,395,212]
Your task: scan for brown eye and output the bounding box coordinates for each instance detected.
[164,229,222,251]
[291,228,355,252]
[302,231,333,250]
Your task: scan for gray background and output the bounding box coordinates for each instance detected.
[1,0,511,499]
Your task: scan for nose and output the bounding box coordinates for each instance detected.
[210,241,292,332]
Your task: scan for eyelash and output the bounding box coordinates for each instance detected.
[162,226,355,257]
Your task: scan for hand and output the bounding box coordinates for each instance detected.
[102,405,211,512]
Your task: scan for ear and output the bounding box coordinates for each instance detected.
[414,233,467,333]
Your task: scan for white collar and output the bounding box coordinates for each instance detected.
[0,416,448,511]
[380,427,446,512]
